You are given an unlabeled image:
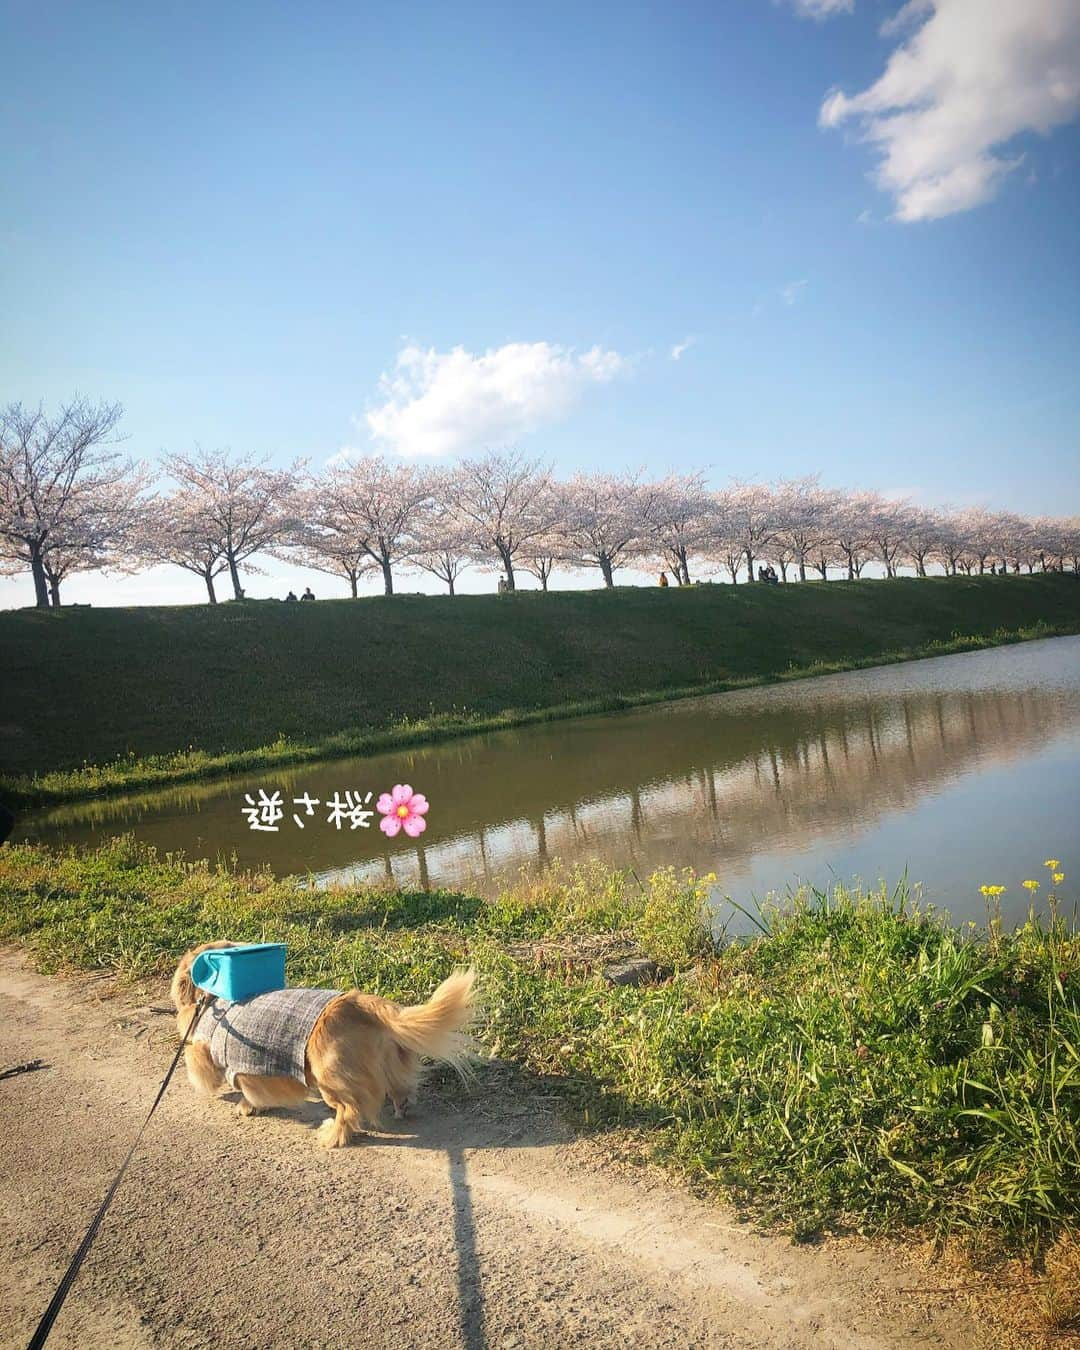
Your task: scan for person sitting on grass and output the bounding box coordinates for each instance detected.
[301,586,316,602]
[285,590,298,602]
[658,571,669,587]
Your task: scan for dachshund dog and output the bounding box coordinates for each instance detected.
[170,941,475,1148]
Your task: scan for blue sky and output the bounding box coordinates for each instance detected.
[2,0,1078,605]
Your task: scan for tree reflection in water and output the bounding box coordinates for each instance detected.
[17,639,1080,929]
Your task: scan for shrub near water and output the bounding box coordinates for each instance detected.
[0,840,1076,1254]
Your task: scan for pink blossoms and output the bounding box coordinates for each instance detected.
[377,784,429,838]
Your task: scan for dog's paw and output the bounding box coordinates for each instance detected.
[391,1092,418,1119]
[316,1118,353,1149]
[235,1101,259,1118]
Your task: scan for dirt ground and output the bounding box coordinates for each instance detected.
[0,949,984,1350]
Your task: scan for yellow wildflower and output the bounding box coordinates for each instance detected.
[1044,859,1061,870]
[979,885,1006,897]
[1022,879,1040,892]
[1053,872,1065,885]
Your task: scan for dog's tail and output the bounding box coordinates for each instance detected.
[382,969,477,1075]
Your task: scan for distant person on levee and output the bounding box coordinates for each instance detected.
[658,571,669,587]
[301,586,316,602]
[285,590,298,602]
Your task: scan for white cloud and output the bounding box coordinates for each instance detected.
[856,208,873,224]
[785,0,854,18]
[780,279,809,305]
[670,336,696,361]
[362,341,625,457]
[879,0,931,37]
[820,0,1080,222]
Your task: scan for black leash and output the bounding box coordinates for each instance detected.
[27,998,207,1350]
[0,1059,46,1081]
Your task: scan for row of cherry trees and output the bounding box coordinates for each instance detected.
[2,398,1078,607]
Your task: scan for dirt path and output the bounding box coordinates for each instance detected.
[0,950,976,1350]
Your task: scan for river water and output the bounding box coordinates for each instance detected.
[15,636,1080,931]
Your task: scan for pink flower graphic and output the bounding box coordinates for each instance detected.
[377,784,429,838]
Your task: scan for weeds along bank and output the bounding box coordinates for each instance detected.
[2,574,1080,807]
[2,838,1076,1272]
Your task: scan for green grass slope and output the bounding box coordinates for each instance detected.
[2,574,1079,800]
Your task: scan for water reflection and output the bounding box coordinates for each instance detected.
[16,638,1080,929]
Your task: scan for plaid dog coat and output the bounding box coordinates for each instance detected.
[193,987,341,1087]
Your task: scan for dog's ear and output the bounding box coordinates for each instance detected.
[170,940,238,1010]
[170,951,197,1011]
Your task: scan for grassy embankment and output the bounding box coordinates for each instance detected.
[1,838,1077,1325]
[2,573,1079,807]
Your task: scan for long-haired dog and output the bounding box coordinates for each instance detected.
[170,941,475,1148]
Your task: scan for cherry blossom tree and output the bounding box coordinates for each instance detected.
[765,535,797,582]
[773,476,842,582]
[276,484,377,598]
[559,471,647,587]
[808,516,847,580]
[997,512,1036,573]
[864,494,914,579]
[517,484,569,591]
[717,482,777,582]
[901,506,947,578]
[1028,516,1057,573]
[953,508,997,574]
[518,550,557,590]
[446,449,557,592]
[1034,515,1073,573]
[639,471,713,585]
[1055,521,1077,572]
[831,491,875,579]
[163,449,302,600]
[0,398,134,607]
[321,456,432,596]
[133,488,230,603]
[39,471,149,605]
[408,472,475,596]
[933,511,970,576]
[700,489,744,582]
